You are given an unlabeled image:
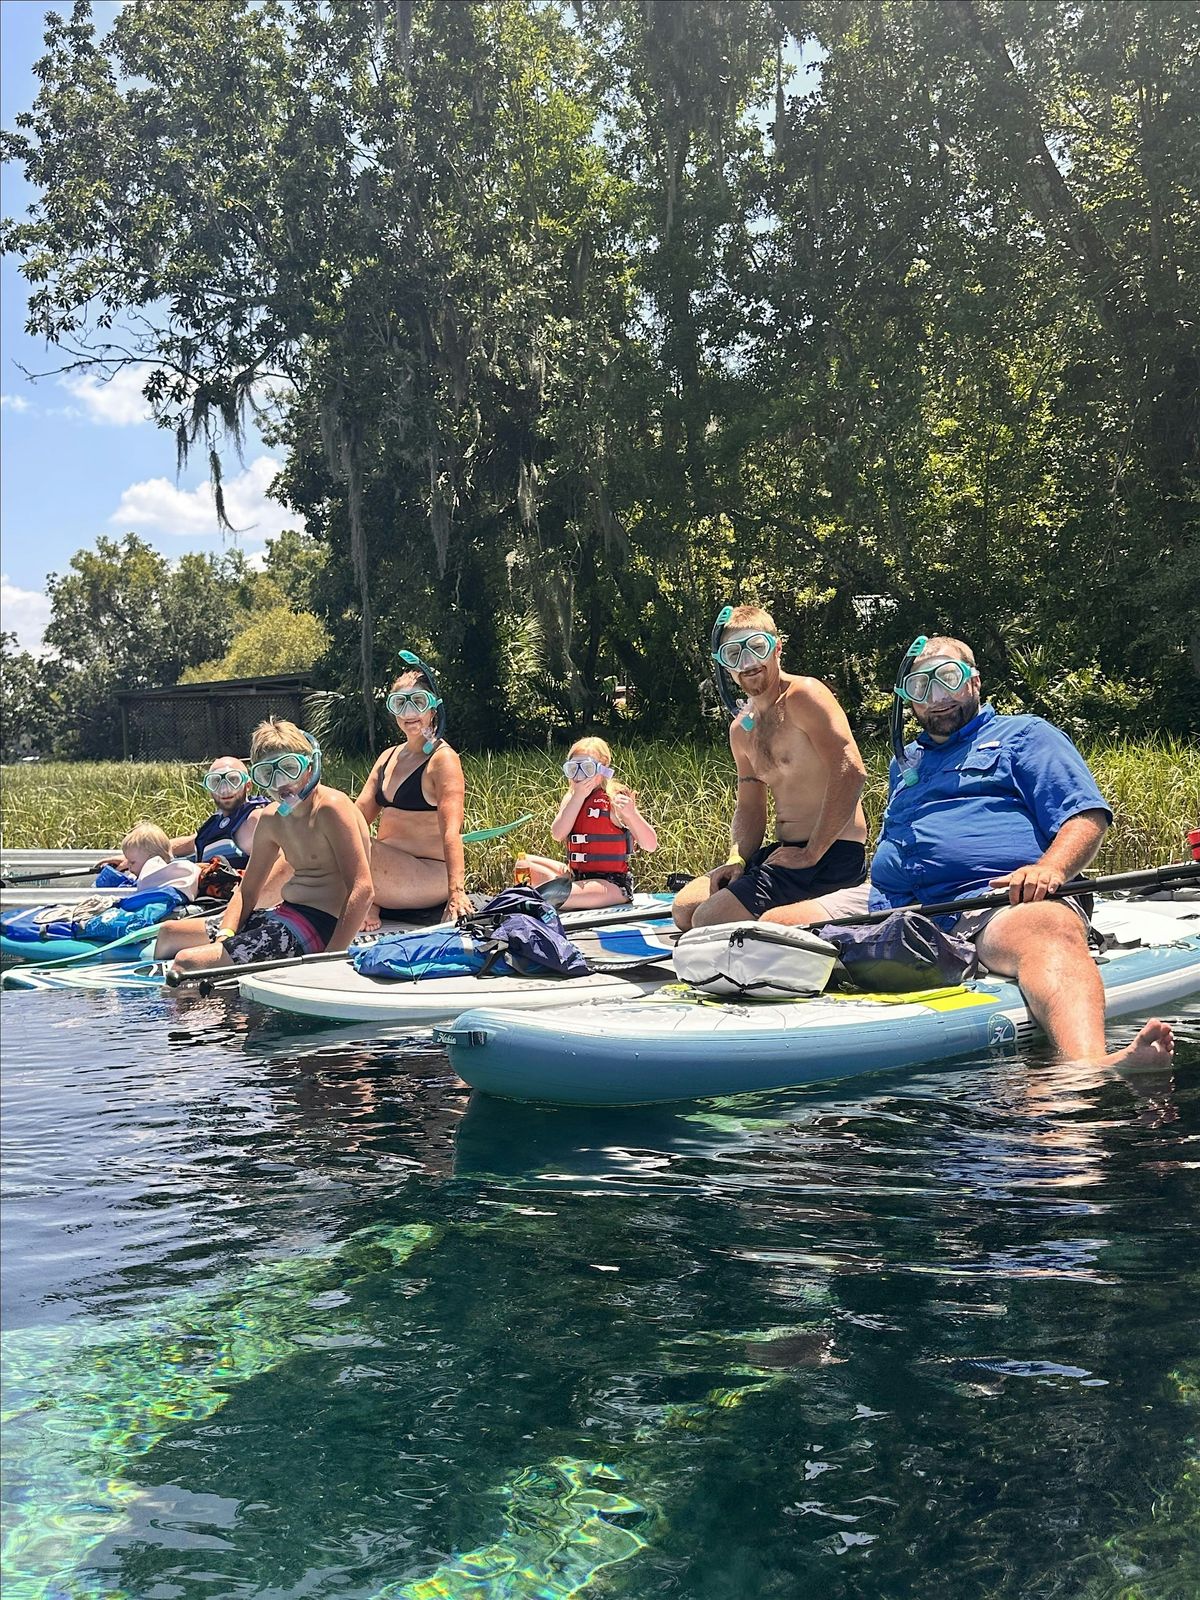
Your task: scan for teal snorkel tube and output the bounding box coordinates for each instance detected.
[397,648,446,754]
[710,605,754,731]
[891,634,927,787]
[276,730,322,817]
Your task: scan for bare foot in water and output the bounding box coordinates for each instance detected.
[1104,1018,1174,1069]
[361,904,382,934]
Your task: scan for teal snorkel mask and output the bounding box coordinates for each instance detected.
[709,606,755,731]
[250,730,322,816]
[396,649,445,755]
[891,634,928,786]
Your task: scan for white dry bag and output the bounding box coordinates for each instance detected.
[672,922,840,998]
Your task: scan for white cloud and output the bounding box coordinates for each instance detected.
[60,363,155,426]
[110,455,293,541]
[1,394,32,413]
[1,575,52,653]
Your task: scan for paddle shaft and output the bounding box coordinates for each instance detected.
[461,813,534,843]
[810,861,1200,930]
[1,865,119,887]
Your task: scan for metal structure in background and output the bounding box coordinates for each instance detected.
[117,675,314,761]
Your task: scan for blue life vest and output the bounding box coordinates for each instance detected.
[194,797,267,865]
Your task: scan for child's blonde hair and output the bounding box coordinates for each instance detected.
[250,717,312,762]
[121,820,171,861]
[567,736,629,803]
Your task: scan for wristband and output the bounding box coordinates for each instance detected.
[726,849,745,867]
[216,926,236,941]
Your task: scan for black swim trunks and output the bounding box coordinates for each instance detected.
[726,839,867,919]
[222,902,339,965]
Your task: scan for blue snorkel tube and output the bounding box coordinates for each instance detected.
[891,634,927,787]
[397,648,446,754]
[710,605,755,731]
[276,730,322,817]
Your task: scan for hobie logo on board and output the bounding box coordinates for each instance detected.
[987,1015,1018,1051]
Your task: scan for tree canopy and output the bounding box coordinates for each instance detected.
[4,0,1196,749]
[0,532,327,756]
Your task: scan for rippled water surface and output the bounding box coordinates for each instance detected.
[3,987,1199,1600]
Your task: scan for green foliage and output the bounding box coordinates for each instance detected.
[7,531,326,754]
[3,0,1197,749]
[0,632,60,757]
[178,604,328,683]
[35,534,253,755]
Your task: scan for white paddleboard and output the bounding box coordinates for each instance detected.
[237,902,674,1023]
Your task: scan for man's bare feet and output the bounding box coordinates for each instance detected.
[361,904,382,934]
[1104,1018,1174,1070]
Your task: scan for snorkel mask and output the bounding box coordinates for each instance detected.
[250,730,322,816]
[709,606,756,731]
[201,766,249,797]
[890,635,927,786]
[563,754,614,784]
[395,648,445,755]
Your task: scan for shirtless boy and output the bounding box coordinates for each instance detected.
[672,605,868,931]
[158,718,373,973]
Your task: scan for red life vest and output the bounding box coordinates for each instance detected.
[568,787,632,877]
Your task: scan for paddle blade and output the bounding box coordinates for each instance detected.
[537,875,575,908]
[461,813,535,844]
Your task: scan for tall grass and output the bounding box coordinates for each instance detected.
[1,738,1196,885]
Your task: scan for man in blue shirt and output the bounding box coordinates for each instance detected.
[764,636,1174,1069]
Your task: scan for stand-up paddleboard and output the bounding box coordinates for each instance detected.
[437,900,1200,1106]
[237,920,678,1024]
[4,893,672,992]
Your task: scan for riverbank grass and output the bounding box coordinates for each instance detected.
[1,738,1195,887]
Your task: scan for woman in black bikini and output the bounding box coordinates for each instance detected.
[354,663,470,931]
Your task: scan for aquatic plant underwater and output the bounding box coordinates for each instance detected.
[4,1201,834,1600]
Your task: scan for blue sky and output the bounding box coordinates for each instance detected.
[1,0,287,651]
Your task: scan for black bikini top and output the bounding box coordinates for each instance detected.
[374,751,437,813]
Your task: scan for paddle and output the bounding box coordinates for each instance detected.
[2,817,533,889]
[808,860,1200,930]
[461,813,534,843]
[0,864,122,887]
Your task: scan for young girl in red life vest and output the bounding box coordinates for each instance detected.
[514,736,658,908]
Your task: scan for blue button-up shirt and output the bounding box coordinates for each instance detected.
[869,704,1111,910]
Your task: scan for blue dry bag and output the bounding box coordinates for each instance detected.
[817,911,978,993]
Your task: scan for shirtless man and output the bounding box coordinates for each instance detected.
[159,718,373,973]
[672,605,868,931]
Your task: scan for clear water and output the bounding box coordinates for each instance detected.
[2,988,1198,1600]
